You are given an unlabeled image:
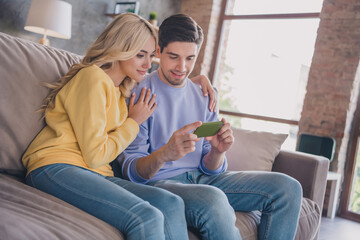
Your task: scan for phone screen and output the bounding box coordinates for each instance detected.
[193,121,224,138]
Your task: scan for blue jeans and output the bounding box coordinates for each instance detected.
[26,164,188,240]
[148,170,303,240]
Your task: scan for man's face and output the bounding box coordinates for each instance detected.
[158,41,198,87]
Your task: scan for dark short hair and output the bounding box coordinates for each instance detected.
[158,14,204,52]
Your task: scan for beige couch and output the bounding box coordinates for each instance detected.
[0,32,329,240]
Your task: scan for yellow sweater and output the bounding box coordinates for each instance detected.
[22,65,139,177]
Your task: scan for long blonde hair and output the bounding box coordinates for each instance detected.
[41,13,157,115]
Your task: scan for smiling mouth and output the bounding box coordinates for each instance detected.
[137,70,147,75]
[171,71,186,78]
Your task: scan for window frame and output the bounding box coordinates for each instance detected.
[210,0,320,126]
[340,88,360,222]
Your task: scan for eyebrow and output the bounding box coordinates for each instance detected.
[140,49,156,54]
[166,51,195,58]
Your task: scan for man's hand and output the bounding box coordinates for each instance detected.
[135,121,202,180]
[205,118,234,154]
[160,121,202,162]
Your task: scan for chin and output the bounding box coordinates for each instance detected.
[132,76,145,83]
[170,79,185,86]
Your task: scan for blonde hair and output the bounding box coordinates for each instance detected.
[40,13,157,115]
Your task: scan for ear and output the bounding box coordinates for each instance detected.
[156,45,161,58]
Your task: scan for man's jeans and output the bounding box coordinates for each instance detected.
[26,164,188,240]
[149,170,303,240]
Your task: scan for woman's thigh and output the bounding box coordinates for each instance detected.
[27,164,164,240]
[107,176,189,240]
[107,176,185,214]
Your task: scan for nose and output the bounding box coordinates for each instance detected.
[143,56,152,69]
[175,59,186,72]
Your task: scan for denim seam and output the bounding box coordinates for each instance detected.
[41,167,146,239]
[224,190,273,199]
[186,207,212,240]
[225,190,274,240]
[186,174,195,184]
[163,217,175,240]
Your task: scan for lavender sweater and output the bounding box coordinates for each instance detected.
[120,71,227,184]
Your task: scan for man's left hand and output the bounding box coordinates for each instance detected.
[205,118,234,153]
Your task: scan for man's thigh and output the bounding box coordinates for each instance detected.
[149,177,230,214]
[149,175,239,235]
[198,170,298,212]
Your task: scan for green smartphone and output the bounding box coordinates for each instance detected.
[193,121,224,138]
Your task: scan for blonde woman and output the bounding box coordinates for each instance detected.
[22,13,218,239]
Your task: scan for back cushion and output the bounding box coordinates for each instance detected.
[226,128,288,171]
[0,33,81,176]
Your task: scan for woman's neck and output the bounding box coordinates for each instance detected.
[104,61,125,87]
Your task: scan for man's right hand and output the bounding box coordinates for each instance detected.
[135,121,202,180]
[160,121,202,162]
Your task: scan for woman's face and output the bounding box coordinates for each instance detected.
[119,36,156,83]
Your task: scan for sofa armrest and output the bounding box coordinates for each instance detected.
[272,150,329,211]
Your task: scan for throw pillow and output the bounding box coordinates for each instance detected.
[226,128,288,171]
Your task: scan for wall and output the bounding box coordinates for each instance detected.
[180,0,222,78]
[0,0,181,55]
[299,0,360,174]
[299,0,360,215]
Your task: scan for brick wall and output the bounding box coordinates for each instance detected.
[181,0,222,78]
[299,0,360,175]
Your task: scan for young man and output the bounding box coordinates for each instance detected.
[119,14,302,239]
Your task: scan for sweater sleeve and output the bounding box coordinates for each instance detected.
[121,113,152,183]
[63,67,139,169]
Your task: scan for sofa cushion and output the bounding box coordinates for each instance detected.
[0,33,81,176]
[227,128,288,171]
[188,197,320,240]
[295,198,321,240]
[0,174,124,240]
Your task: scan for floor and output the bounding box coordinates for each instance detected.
[319,216,360,240]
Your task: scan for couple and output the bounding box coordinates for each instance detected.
[22,13,302,240]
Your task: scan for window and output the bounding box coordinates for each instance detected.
[348,139,360,214]
[212,0,323,150]
[341,90,360,222]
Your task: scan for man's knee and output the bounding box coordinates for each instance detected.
[147,188,185,217]
[124,203,164,238]
[196,185,232,213]
[273,173,303,205]
[140,202,164,227]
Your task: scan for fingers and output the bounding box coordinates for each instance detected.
[134,88,156,107]
[149,101,157,113]
[217,118,234,142]
[138,87,147,102]
[129,92,136,107]
[148,93,156,108]
[144,88,152,103]
[176,121,202,135]
[128,88,156,125]
[208,88,215,112]
[170,130,199,152]
[208,87,218,112]
[217,118,230,134]
[202,86,208,97]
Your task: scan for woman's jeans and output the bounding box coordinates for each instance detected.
[149,170,303,240]
[26,164,188,240]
